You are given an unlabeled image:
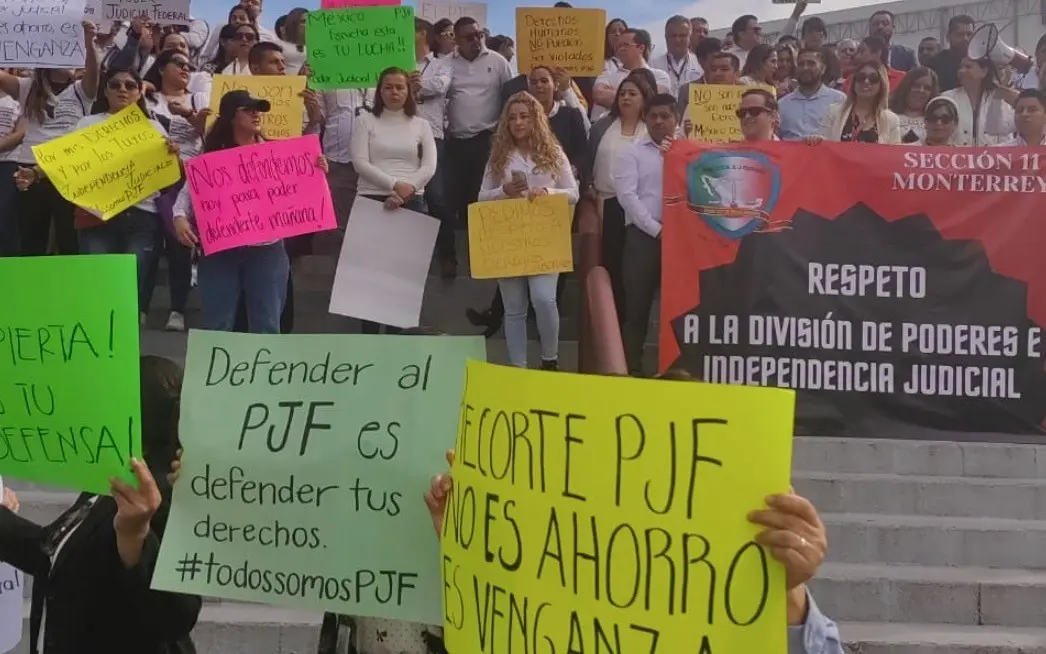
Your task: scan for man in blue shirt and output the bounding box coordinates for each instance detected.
[613,93,679,376]
[778,49,846,140]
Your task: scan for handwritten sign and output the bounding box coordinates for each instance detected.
[689,83,777,143]
[306,6,416,90]
[185,134,335,254]
[417,0,486,27]
[152,331,486,620]
[0,0,88,68]
[442,361,795,653]
[33,105,180,220]
[467,194,573,279]
[91,0,191,24]
[209,76,307,139]
[0,255,141,494]
[515,7,605,77]
[321,0,398,7]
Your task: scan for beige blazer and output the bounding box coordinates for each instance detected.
[820,102,902,144]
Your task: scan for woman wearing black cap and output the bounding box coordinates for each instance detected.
[171,90,328,333]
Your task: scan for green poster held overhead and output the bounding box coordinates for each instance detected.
[306,5,417,90]
[0,255,141,494]
[152,331,486,624]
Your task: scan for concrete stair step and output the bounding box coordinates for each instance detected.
[793,471,1046,520]
[837,621,1046,653]
[793,437,1046,479]
[824,512,1046,569]
[5,602,323,654]
[810,562,1046,627]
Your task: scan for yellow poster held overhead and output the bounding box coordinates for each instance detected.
[467,194,573,279]
[209,75,307,138]
[441,361,795,654]
[32,105,181,220]
[515,7,606,76]
[689,83,777,143]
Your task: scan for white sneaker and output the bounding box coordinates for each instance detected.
[139,312,147,328]
[164,311,186,332]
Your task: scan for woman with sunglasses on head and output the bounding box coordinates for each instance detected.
[915,96,960,146]
[0,21,99,257]
[890,67,940,143]
[138,50,211,333]
[813,60,901,144]
[349,67,437,335]
[16,67,177,320]
[171,90,327,333]
[941,57,1017,146]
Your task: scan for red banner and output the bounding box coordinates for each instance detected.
[661,140,1046,437]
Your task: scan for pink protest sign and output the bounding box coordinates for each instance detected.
[185,134,336,255]
[320,0,399,7]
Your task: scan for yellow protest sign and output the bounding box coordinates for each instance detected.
[209,75,307,139]
[515,7,606,76]
[689,83,777,143]
[32,105,180,220]
[441,361,795,654]
[467,194,573,279]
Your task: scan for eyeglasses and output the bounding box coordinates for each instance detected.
[926,113,955,124]
[440,30,454,38]
[736,106,772,119]
[169,59,192,70]
[106,79,139,91]
[234,32,257,42]
[854,72,881,84]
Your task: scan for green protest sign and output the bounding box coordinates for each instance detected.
[152,331,486,623]
[306,6,417,90]
[0,255,141,494]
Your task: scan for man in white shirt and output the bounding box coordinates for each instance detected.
[414,17,457,277]
[725,14,761,70]
[592,28,671,122]
[445,17,513,228]
[652,15,703,97]
[612,93,679,375]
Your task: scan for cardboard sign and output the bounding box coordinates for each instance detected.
[515,7,605,77]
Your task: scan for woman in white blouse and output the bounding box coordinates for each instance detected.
[478,91,579,370]
[279,8,308,75]
[942,57,1017,146]
[350,66,437,335]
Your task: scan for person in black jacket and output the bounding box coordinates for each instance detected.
[0,355,201,654]
[467,70,589,337]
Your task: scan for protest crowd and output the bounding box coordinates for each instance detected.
[0,0,1044,652]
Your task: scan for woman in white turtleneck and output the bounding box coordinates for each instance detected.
[349,65,437,335]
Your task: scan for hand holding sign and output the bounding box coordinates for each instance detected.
[112,458,163,538]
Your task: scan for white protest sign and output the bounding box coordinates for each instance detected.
[0,478,22,654]
[89,0,191,25]
[417,0,487,28]
[0,0,88,68]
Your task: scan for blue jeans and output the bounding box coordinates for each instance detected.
[425,139,456,261]
[198,242,289,333]
[78,207,160,309]
[498,273,559,367]
[0,162,20,256]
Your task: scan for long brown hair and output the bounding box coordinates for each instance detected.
[372,67,417,117]
[890,66,939,114]
[488,91,564,180]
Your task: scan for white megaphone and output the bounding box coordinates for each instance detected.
[968,23,1033,73]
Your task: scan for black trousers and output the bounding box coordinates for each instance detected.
[445,130,493,226]
[601,197,628,324]
[621,226,661,376]
[17,177,77,256]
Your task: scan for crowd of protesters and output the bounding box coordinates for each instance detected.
[4,1,1046,650]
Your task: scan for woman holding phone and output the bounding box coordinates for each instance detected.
[477,91,578,370]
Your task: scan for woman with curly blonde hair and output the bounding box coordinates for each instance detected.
[477,91,579,370]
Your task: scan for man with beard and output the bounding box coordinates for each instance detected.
[869,10,916,72]
[778,48,846,140]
